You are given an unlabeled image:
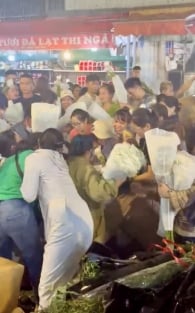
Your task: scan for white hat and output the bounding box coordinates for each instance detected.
[92,119,115,140]
[60,90,74,100]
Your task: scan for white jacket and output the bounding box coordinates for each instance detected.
[21,149,93,239]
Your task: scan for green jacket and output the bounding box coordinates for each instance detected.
[68,156,118,211]
[0,150,32,200]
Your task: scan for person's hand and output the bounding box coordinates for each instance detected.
[158,183,171,198]
[0,109,5,119]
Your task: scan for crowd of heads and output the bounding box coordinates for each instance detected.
[0,67,195,162]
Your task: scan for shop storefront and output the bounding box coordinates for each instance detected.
[0,14,128,86]
[113,5,195,93]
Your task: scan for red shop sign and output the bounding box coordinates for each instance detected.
[0,33,115,50]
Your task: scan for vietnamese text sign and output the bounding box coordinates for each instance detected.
[0,33,114,50]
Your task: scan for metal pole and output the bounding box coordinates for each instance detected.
[126,35,131,79]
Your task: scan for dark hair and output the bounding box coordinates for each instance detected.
[100,84,115,96]
[5,69,17,77]
[133,66,141,71]
[79,87,88,97]
[114,107,132,124]
[156,94,166,104]
[157,94,180,112]
[36,88,57,104]
[72,84,81,92]
[24,105,32,119]
[35,76,49,91]
[124,77,142,90]
[71,109,92,123]
[86,74,100,83]
[69,134,96,157]
[0,130,16,157]
[20,73,33,81]
[185,127,195,154]
[13,133,42,156]
[28,132,42,150]
[132,108,158,128]
[39,128,64,151]
[152,104,168,120]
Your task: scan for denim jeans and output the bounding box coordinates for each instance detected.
[0,199,43,289]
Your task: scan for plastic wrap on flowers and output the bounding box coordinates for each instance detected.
[4,101,24,126]
[145,129,180,181]
[145,129,180,236]
[31,102,61,133]
[172,151,195,190]
[105,64,128,104]
[88,102,111,121]
[108,260,193,313]
[111,74,128,104]
[57,102,88,129]
[57,102,111,129]
[116,260,185,290]
[102,142,146,180]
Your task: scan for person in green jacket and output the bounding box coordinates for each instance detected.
[68,135,124,244]
[0,132,43,300]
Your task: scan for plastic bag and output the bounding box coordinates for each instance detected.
[111,74,128,104]
[116,260,184,290]
[145,129,180,234]
[172,151,195,190]
[102,142,146,180]
[4,101,24,126]
[31,102,60,132]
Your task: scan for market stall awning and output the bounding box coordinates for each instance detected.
[113,20,186,36]
[0,14,127,50]
[0,18,113,36]
[114,5,195,36]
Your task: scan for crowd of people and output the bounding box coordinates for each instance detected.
[0,67,195,311]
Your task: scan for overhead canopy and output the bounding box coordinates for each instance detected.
[114,20,186,36]
[0,18,112,36]
[114,5,195,36]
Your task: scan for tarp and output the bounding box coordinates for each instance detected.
[114,20,186,36]
[114,8,195,37]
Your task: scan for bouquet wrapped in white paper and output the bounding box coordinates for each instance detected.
[31,102,60,133]
[145,128,180,236]
[57,102,87,129]
[106,64,128,104]
[102,142,146,180]
[112,75,128,104]
[4,101,24,126]
[57,101,111,129]
[172,151,195,190]
[88,102,111,120]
